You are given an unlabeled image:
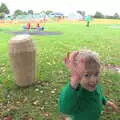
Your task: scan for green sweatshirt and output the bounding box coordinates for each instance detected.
[59,83,107,120]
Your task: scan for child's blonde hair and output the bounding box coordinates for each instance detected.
[75,49,100,72]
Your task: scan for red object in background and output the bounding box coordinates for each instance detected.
[27,23,31,29]
[37,23,40,27]
[3,116,12,120]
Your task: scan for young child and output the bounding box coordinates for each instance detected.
[36,23,44,31]
[36,23,40,29]
[27,23,31,31]
[59,49,119,120]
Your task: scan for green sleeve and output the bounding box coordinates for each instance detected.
[97,84,108,105]
[102,96,108,105]
[59,83,79,115]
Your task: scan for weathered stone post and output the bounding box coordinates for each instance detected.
[8,35,36,87]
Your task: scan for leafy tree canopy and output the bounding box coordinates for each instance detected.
[0,3,9,14]
[76,10,85,17]
[0,12,5,19]
[94,11,104,18]
[14,9,24,16]
[28,10,33,14]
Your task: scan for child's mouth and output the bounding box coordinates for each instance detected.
[89,84,96,89]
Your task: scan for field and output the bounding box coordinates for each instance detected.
[0,19,120,120]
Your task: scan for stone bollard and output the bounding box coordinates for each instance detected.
[8,35,36,87]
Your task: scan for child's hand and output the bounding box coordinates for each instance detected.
[105,101,120,113]
[64,51,78,71]
[64,51,85,89]
[64,51,85,74]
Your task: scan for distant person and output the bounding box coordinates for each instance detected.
[27,23,31,30]
[36,23,40,28]
[36,23,44,31]
[59,49,119,120]
[23,23,31,31]
[85,15,92,27]
[36,23,40,31]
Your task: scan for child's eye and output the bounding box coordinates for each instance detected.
[84,74,89,77]
[95,73,99,76]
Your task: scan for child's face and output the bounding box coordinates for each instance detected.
[80,66,100,91]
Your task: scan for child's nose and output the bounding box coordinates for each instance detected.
[90,76,98,84]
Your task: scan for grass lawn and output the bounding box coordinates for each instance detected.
[0,19,120,120]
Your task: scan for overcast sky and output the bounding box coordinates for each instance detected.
[0,0,120,15]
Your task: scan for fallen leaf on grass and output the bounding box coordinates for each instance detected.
[51,90,55,94]
[106,79,112,83]
[40,90,43,93]
[21,116,34,120]
[33,100,39,105]
[3,116,12,120]
[35,88,39,92]
[28,118,33,120]
[7,106,19,112]
[22,97,28,104]
[16,101,21,104]
[44,112,49,117]
[40,106,44,110]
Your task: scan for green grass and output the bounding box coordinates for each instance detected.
[0,21,120,119]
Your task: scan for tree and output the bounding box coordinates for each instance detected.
[40,10,46,14]
[94,11,104,18]
[14,9,24,16]
[105,15,113,19]
[0,12,5,19]
[28,10,33,14]
[76,10,85,17]
[23,11,27,15]
[113,12,119,19]
[0,3,9,14]
[45,10,53,15]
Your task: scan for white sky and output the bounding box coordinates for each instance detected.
[0,0,120,15]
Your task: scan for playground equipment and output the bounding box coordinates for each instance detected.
[8,35,36,87]
[23,23,44,32]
